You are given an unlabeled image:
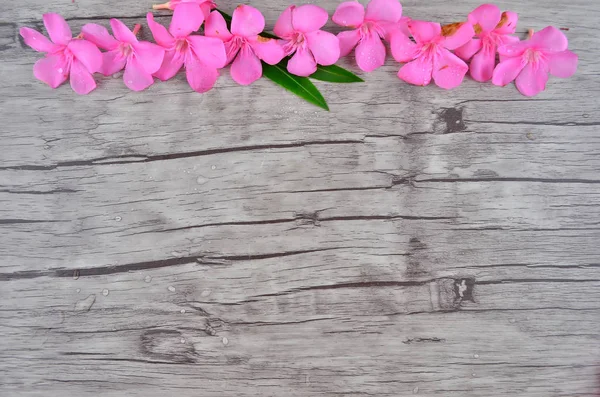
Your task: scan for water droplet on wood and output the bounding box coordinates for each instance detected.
[73,270,80,280]
[74,294,96,312]
[413,386,419,394]
[222,337,229,345]
[114,216,122,222]
[102,289,109,296]
[180,309,186,314]
[201,289,211,297]
[168,286,176,292]
[144,275,152,283]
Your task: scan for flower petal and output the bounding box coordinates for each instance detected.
[205,11,233,41]
[251,37,285,65]
[365,0,402,23]
[82,24,119,50]
[33,55,69,88]
[154,49,185,80]
[224,40,241,65]
[337,30,361,57]
[123,55,155,91]
[188,35,227,68]
[231,5,264,37]
[408,20,441,44]
[548,49,578,78]
[70,59,97,95]
[468,45,495,82]
[147,12,175,48]
[43,13,72,45]
[287,47,317,76]
[170,3,204,37]
[454,38,482,60]
[398,55,432,86]
[306,31,340,65]
[492,56,525,86]
[530,26,568,52]
[132,41,165,74]
[292,4,329,33]
[230,45,262,85]
[497,41,529,58]
[332,1,365,28]
[432,49,468,89]
[99,50,127,75]
[68,39,103,73]
[186,56,219,93]
[442,22,474,50]
[390,31,418,62]
[110,19,137,44]
[274,5,295,38]
[467,4,501,33]
[494,11,518,34]
[355,32,386,72]
[20,27,56,53]
[515,62,549,97]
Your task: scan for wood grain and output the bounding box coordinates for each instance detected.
[1,0,599,396]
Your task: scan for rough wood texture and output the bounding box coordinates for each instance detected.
[1,0,600,396]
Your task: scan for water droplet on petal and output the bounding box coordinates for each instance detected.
[58,68,63,73]
[168,285,176,292]
[102,289,109,296]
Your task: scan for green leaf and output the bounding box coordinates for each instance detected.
[262,60,329,111]
[310,64,364,83]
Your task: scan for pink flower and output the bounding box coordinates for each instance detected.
[332,0,406,72]
[390,20,474,89]
[20,13,102,94]
[146,3,227,93]
[153,0,216,21]
[273,5,340,76]
[205,6,285,85]
[492,26,578,97]
[82,20,165,91]
[454,4,519,82]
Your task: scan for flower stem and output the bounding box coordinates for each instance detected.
[152,2,171,10]
[527,28,534,39]
[132,24,142,36]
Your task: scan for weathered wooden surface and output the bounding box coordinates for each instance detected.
[1,0,600,396]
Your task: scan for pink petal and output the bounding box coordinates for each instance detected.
[33,55,69,88]
[287,48,317,76]
[454,38,482,60]
[408,20,441,44]
[390,31,417,62]
[132,41,165,74]
[492,56,525,86]
[231,5,264,37]
[147,13,175,48]
[20,27,56,53]
[332,1,365,28]
[494,11,518,34]
[185,55,219,93]
[224,40,241,65]
[398,55,432,86]
[365,0,402,23]
[355,32,386,72]
[110,19,137,44]
[337,30,361,57]
[306,31,340,65]
[530,26,568,52]
[548,50,578,78]
[497,41,529,58]
[467,4,501,33]
[70,59,97,94]
[515,62,549,97]
[82,24,119,50]
[99,50,127,75]
[468,45,495,82]
[170,3,204,38]
[123,55,155,91]
[68,39,103,73]
[499,35,520,46]
[442,22,474,50]
[230,45,262,85]
[199,2,214,20]
[292,5,329,33]
[274,5,295,38]
[432,49,468,89]
[188,35,227,68]
[154,49,185,80]
[205,11,233,41]
[250,37,285,65]
[43,13,72,45]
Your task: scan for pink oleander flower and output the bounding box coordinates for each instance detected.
[332,0,407,72]
[492,26,578,97]
[274,5,340,76]
[82,19,165,91]
[146,3,227,93]
[454,4,519,82]
[390,20,474,89]
[153,0,216,21]
[205,5,285,85]
[20,13,102,94]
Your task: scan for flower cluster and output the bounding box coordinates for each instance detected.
[20,1,578,98]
